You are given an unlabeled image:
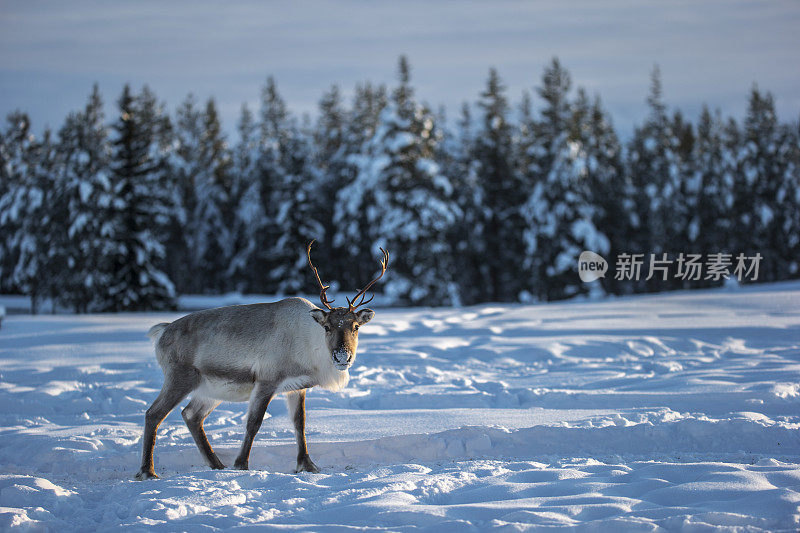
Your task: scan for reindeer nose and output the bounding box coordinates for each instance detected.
[332,349,351,364]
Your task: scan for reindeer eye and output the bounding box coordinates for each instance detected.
[353,324,359,331]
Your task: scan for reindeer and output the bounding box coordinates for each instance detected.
[134,242,388,480]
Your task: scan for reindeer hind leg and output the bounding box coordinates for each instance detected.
[182,395,224,470]
[135,366,200,480]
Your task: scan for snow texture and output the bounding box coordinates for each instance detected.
[0,282,799,530]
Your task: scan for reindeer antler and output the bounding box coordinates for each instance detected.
[347,247,389,312]
[306,240,335,310]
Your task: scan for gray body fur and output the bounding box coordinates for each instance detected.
[135,297,366,480]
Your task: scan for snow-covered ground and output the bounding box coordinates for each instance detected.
[1,283,799,531]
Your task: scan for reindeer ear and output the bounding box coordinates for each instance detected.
[355,308,375,325]
[309,309,328,326]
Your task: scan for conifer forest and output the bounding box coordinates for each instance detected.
[1,57,798,312]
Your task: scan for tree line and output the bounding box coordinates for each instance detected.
[0,57,798,312]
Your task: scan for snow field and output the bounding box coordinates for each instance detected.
[0,282,799,530]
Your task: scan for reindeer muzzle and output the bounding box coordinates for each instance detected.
[331,348,353,370]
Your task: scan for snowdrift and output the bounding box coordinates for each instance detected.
[0,283,798,530]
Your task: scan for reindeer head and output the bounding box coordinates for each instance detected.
[306,241,388,371]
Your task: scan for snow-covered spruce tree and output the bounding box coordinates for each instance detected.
[227,103,264,292]
[236,77,294,294]
[0,121,8,292]
[669,109,697,268]
[54,85,116,312]
[267,118,325,294]
[347,82,388,149]
[26,130,61,312]
[171,95,233,294]
[195,98,234,293]
[440,103,486,305]
[233,77,327,295]
[471,68,524,302]
[203,99,238,292]
[721,116,744,255]
[514,89,537,297]
[737,87,799,281]
[684,106,735,280]
[580,93,630,295]
[520,60,609,301]
[0,117,58,313]
[167,94,201,293]
[312,84,366,288]
[331,81,388,290]
[0,112,34,294]
[785,118,800,277]
[626,66,687,292]
[102,85,176,311]
[310,85,348,286]
[336,56,459,305]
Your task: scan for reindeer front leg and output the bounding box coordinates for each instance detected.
[234,381,276,470]
[287,389,320,473]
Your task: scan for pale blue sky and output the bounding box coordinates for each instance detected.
[1,0,798,137]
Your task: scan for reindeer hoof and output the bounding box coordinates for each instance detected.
[211,462,226,470]
[233,461,249,470]
[134,470,158,481]
[295,456,320,474]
